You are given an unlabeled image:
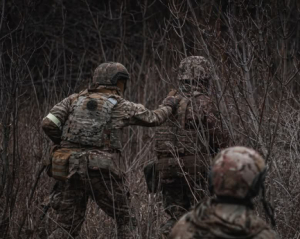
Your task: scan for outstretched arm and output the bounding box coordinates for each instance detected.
[112,96,180,128]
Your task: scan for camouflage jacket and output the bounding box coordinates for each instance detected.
[155,90,229,157]
[42,88,172,142]
[42,88,173,173]
[154,90,229,176]
[169,199,277,239]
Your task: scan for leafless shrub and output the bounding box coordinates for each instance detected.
[0,0,299,238]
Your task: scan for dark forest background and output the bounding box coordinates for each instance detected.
[0,0,299,238]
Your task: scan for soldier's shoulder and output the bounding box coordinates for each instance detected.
[116,98,145,111]
[169,212,196,239]
[255,228,278,239]
[69,92,80,99]
[109,95,132,109]
[107,94,123,102]
[65,92,82,104]
[77,89,89,97]
[88,93,123,106]
[110,96,140,119]
[249,213,278,239]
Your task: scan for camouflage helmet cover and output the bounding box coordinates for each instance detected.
[93,62,129,86]
[212,146,266,199]
[177,56,212,83]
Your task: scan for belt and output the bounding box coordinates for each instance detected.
[60,141,120,153]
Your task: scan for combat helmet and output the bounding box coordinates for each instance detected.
[93,62,129,88]
[210,146,266,200]
[177,56,212,88]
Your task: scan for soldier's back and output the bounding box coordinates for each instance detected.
[155,92,225,156]
[168,199,277,239]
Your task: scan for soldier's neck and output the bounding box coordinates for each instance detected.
[89,86,122,96]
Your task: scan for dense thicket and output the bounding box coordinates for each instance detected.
[0,0,299,238]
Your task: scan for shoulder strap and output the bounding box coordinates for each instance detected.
[70,90,87,105]
[102,96,118,148]
[177,98,190,127]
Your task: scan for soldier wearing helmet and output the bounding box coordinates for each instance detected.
[143,56,230,238]
[41,62,181,238]
[169,146,277,239]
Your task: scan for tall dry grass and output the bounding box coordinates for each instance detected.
[0,0,299,238]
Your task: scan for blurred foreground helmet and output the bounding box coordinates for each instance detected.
[211,146,266,199]
[93,62,129,87]
[177,56,212,87]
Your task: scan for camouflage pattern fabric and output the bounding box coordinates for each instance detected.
[61,92,122,149]
[42,93,79,145]
[42,88,174,173]
[177,56,212,82]
[144,55,229,237]
[144,90,229,237]
[42,88,173,148]
[47,166,133,239]
[155,93,228,157]
[177,56,212,92]
[42,87,178,238]
[212,146,266,199]
[168,199,277,239]
[93,62,129,86]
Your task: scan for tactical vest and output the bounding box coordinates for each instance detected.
[61,92,122,150]
[155,92,210,158]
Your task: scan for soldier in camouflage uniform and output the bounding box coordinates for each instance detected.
[41,62,180,239]
[143,56,229,238]
[169,146,278,239]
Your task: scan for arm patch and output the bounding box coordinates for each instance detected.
[108,97,118,105]
[46,113,62,130]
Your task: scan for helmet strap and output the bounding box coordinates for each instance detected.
[245,168,267,199]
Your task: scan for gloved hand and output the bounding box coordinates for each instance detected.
[162,95,182,113]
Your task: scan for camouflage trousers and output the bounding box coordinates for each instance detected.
[144,159,207,237]
[47,170,134,239]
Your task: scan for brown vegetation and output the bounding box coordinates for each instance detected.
[0,0,299,238]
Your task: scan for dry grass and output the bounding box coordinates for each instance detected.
[0,0,300,238]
